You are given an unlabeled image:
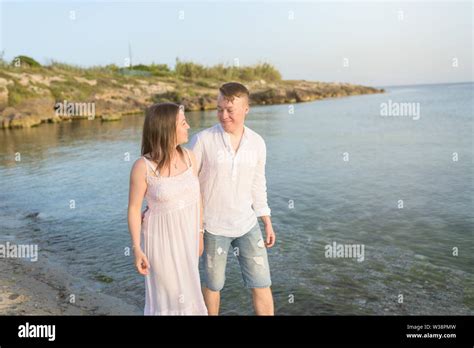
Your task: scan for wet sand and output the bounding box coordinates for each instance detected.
[0,256,141,315]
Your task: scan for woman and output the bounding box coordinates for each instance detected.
[127,103,207,315]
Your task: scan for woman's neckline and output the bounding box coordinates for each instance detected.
[143,155,192,179]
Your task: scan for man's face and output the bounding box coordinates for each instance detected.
[217,93,249,133]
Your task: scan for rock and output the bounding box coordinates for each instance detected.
[181,97,201,111]
[9,113,42,128]
[200,95,216,110]
[48,115,62,123]
[2,107,37,128]
[9,293,20,300]
[25,212,40,219]
[94,274,114,283]
[95,94,145,117]
[21,98,56,124]
[101,113,122,122]
[0,78,10,111]
[293,88,314,102]
[0,108,16,128]
[0,68,384,129]
[250,88,289,105]
[1,97,57,128]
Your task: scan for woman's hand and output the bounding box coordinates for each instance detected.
[128,159,148,275]
[134,247,150,276]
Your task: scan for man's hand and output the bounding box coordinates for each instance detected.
[141,206,149,223]
[264,223,276,248]
[199,232,204,256]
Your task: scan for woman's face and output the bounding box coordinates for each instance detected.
[175,107,190,145]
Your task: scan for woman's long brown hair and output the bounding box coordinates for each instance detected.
[141,103,183,174]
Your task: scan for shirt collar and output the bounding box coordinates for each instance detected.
[217,123,249,152]
[217,123,249,138]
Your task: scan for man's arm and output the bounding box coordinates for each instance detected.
[188,133,203,175]
[187,149,205,257]
[188,134,205,255]
[251,140,276,248]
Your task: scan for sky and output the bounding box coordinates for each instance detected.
[0,0,472,86]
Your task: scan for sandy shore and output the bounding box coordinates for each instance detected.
[0,256,141,315]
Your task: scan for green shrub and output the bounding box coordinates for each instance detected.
[153,90,184,103]
[7,82,36,106]
[174,60,281,82]
[11,55,41,68]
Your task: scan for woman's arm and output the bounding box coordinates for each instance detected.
[188,149,204,256]
[128,158,150,275]
[199,192,204,256]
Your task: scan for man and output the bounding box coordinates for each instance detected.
[189,82,276,315]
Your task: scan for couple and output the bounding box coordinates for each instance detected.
[127,82,276,315]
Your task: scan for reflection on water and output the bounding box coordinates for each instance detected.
[0,83,473,315]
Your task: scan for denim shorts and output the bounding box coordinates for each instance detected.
[202,222,272,291]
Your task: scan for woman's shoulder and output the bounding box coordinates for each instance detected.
[184,147,196,162]
[130,156,148,180]
[141,153,159,166]
[183,148,198,175]
[132,156,148,169]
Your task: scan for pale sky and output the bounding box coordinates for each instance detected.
[1,0,472,86]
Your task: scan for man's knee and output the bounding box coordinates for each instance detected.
[251,287,272,296]
[203,231,231,292]
[203,286,221,295]
[203,256,226,291]
[203,274,226,292]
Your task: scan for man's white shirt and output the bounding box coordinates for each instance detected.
[188,123,271,238]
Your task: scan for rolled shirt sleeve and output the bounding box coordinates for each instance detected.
[251,139,271,217]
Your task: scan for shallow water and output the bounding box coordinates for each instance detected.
[0,82,472,315]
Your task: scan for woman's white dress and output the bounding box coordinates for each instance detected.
[141,149,208,315]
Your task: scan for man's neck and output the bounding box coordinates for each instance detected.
[226,125,245,139]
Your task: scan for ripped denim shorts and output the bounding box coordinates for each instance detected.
[202,222,272,291]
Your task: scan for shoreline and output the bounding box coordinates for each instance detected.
[0,65,384,129]
[0,254,142,316]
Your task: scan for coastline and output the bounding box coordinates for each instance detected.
[0,64,384,129]
[0,254,141,316]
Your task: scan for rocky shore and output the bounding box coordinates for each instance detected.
[0,67,384,129]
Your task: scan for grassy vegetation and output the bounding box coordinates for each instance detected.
[7,81,37,106]
[127,63,171,77]
[0,54,382,128]
[13,55,42,68]
[49,78,96,101]
[0,54,282,83]
[175,60,281,82]
[0,55,284,110]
